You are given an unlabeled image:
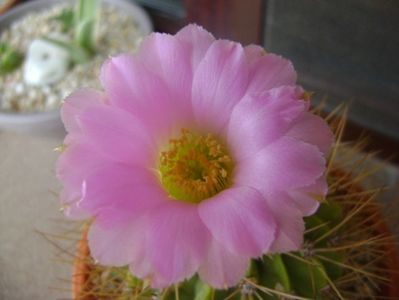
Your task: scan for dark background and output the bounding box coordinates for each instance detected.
[140,0,399,163]
[6,0,399,162]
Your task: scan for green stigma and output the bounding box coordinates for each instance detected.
[159,129,234,203]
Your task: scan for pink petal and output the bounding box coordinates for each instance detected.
[147,201,211,286]
[79,163,160,220]
[265,193,305,252]
[227,86,307,161]
[287,112,334,156]
[244,46,297,93]
[88,218,147,267]
[56,139,108,219]
[61,89,106,134]
[100,54,190,138]
[90,186,169,272]
[192,40,249,132]
[199,240,249,289]
[59,188,89,220]
[175,24,215,70]
[77,105,155,166]
[199,186,276,257]
[129,253,153,282]
[235,137,326,195]
[94,185,167,230]
[243,44,266,65]
[137,33,194,117]
[56,139,105,189]
[288,176,327,216]
[272,217,304,252]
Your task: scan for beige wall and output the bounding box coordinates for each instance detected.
[0,131,70,300]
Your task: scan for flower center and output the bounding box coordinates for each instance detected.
[159,129,234,203]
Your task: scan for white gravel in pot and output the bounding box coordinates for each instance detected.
[0,3,143,113]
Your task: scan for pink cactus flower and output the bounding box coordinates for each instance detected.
[57,24,333,288]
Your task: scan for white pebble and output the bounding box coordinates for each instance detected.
[14,83,24,95]
[23,35,71,86]
[42,85,51,95]
[46,94,58,107]
[28,89,38,99]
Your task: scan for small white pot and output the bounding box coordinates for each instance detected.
[0,0,152,137]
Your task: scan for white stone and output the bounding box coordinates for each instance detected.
[28,89,38,100]
[23,36,70,87]
[46,94,58,107]
[14,83,24,95]
[41,85,51,95]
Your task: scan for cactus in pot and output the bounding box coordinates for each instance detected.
[53,24,398,300]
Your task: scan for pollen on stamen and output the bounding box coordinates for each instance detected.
[158,128,234,204]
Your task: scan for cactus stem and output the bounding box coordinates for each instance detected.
[302,241,316,258]
[328,187,386,200]
[320,269,345,300]
[284,253,319,266]
[326,106,348,174]
[314,193,377,244]
[173,284,180,300]
[224,289,240,300]
[243,278,310,300]
[316,254,388,282]
[304,221,330,235]
[252,291,264,300]
[324,103,347,122]
[240,282,254,296]
[316,235,392,253]
[48,103,398,299]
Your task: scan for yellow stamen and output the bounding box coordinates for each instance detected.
[159,129,234,203]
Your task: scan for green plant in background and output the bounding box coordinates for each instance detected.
[0,42,23,75]
[50,8,74,32]
[47,0,99,64]
[74,0,98,54]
